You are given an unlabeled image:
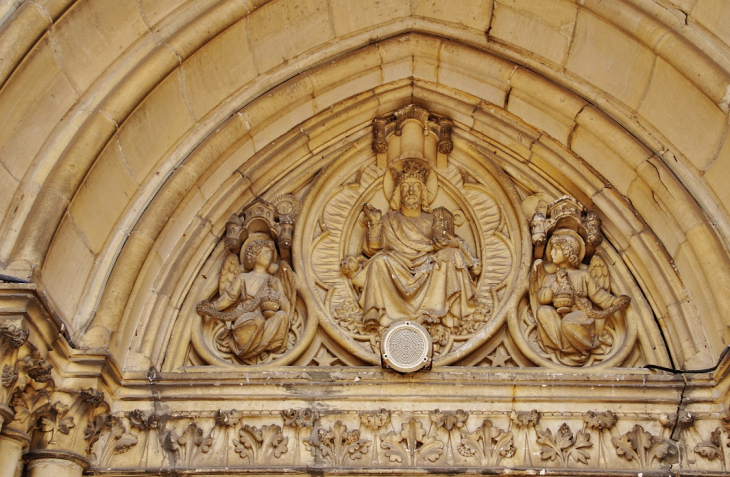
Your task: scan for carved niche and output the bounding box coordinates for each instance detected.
[511,196,651,368]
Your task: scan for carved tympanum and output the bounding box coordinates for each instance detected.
[302,105,520,366]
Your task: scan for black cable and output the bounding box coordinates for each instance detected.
[644,345,730,374]
[0,273,31,284]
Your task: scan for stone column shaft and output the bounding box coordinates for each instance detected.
[0,429,29,477]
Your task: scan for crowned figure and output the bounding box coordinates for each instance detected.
[529,197,630,365]
[341,158,481,331]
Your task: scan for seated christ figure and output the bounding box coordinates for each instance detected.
[343,158,481,330]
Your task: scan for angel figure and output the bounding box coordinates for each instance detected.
[529,230,630,364]
[197,235,295,361]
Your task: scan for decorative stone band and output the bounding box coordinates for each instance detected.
[24,449,90,472]
[66,406,730,475]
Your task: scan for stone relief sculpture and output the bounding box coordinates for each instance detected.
[171,105,663,370]
[341,158,481,332]
[297,105,521,366]
[194,197,303,365]
[198,236,293,360]
[525,197,630,366]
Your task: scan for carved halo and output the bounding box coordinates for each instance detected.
[545,229,586,264]
[240,232,279,272]
[382,158,439,205]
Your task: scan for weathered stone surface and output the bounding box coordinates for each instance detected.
[413,0,492,32]
[51,0,147,92]
[508,68,586,144]
[638,58,726,170]
[182,20,257,120]
[117,71,195,183]
[0,38,77,182]
[439,43,513,107]
[567,11,655,109]
[490,0,577,65]
[247,0,334,73]
[705,132,730,214]
[68,141,139,254]
[330,0,410,38]
[138,0,187,26]
[691,0,730,49]
[41,218,95,323]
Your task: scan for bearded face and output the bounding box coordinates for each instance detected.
[400,179,423,210]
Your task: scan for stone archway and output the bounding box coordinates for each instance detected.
[1,1,730,475]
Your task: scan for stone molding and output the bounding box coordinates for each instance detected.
[0,283,729,474]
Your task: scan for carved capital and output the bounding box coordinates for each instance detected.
[0,324,29,350]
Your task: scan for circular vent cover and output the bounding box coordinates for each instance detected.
[381,321,432,373]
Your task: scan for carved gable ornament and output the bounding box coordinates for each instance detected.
[179,105,665,371]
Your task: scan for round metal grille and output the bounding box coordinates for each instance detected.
[386,328,425,367]
[381,321,432,373]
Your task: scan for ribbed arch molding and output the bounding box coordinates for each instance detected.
[47,33,705,372]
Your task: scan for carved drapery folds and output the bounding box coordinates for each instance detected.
[193,197,307,366]
[166,105,670,370]
[298,105,524,367]
[523,197,631,366]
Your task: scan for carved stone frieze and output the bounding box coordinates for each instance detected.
[694,428,724,462]
[170,422,213,467]
[234,423,288,464]
[2,400,716,474]
[458,419,515,466]
[536,422,593,466]
[0,323,29,350]
[85,414,138,466]
[612,424,678,468]
[381,418,444,466]
[30,387,108,456]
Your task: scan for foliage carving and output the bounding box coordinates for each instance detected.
[381,418,443,466]
[458,419,515,466]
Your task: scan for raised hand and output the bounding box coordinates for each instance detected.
[363,203,382,224]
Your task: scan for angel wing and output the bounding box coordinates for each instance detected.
[588,254,610,292]
[219,253,241,297]
[275,260,297,312]
[528,258,547,323]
